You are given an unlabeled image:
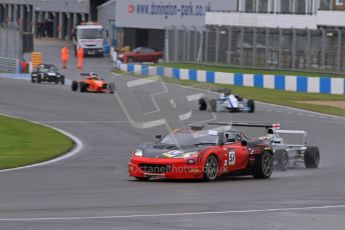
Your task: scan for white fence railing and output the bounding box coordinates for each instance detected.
[0,57,19,73]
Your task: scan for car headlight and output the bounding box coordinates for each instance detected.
[134,149,143,157]
[182,151,198,158]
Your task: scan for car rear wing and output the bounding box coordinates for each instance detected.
[275,130,307,135]
[275,129,307,141]
[80,73,98,76]
[208,122,274,129]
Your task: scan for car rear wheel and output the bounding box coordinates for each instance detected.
[71,81,78,91]
[31,78,35,83]
[252,151,273,179]
[247,99,255,113]
[203,155,219,182]
[54,78,59,84]
[199,98,207,111]
[37,76,41,84]
[61,77,65,85]
[304,146,320,168]
[274,149,289,171]
[109,83,115,94]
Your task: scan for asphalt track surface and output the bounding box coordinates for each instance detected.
[0,40,345,230]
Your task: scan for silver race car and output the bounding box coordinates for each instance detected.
[199,89,255,113]
[262,125,320,171]
[233,123,320,171]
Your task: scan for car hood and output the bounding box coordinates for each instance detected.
[122,52,136,56]
[138,143,207,159]
[89,80,106,86]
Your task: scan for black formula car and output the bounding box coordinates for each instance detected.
[31,64,65,85]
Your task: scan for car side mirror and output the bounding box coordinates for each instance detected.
[155,134,162,140]
[241,140,248,146]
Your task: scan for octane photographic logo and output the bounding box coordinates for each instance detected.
[112,66,222,141]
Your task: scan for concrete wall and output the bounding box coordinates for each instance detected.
[97,0,116,45]
[118,63,345,95]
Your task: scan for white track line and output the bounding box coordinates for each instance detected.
[0,114,83,173]
[257,101,345,119]
[1,204,345,222]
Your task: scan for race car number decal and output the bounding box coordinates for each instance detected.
[163,150,182,158]
[229,148,236,165]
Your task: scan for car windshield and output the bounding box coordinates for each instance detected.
[132,47,143,53]
[78,29,103,39]
[132,47,155,53]
[48,66,57,72]
[160,130,219,146]
[40,66,56,72]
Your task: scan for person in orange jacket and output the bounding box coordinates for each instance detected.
[77,47,84,69]
[61,46,69,69]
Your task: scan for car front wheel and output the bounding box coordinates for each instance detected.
[199,98,207,111]
[203,155,219,182]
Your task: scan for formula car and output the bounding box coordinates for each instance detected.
[71,73,115,93]
[31,64,65,84]
[128,122,274,181]
[199,89,255,113]
[257,123,320,171]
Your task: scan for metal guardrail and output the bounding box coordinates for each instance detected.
[166,26,345,72]
[0,56,19,73]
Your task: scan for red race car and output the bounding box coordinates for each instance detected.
[128,123,274,181]
[118,47,163,63]
[71,73,115,93]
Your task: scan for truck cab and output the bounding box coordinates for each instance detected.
[73,23,104,57]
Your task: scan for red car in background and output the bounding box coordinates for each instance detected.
[118,47,163,63]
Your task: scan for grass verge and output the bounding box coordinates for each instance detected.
[0,115,74,170]
[154,63,345,78]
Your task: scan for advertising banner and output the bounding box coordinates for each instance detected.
[116,0,237,29]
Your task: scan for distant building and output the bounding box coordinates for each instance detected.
[0,0,106,40]
[114,0,237,51]
[206,0,345,29]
